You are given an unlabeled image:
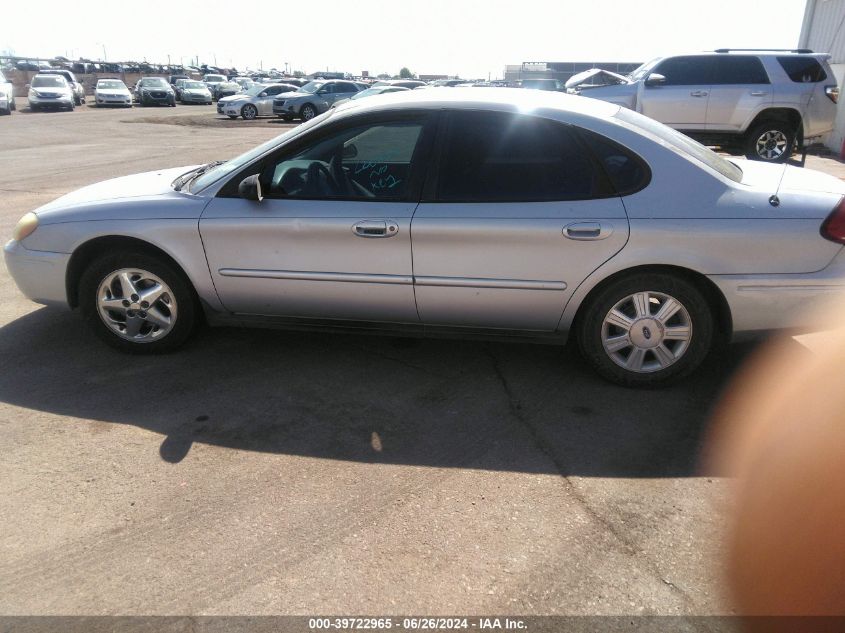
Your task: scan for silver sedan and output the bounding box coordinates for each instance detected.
[216,83,300,120]
[6,90,845,386]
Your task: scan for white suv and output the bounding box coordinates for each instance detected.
[566,49,839,162]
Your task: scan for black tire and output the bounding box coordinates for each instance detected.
[575,273,714,387]
[241,104,257,120]
[79,251,198,354]
[11,98,16,111]
[744,121,795,163]
[300,103,317,121]
[282,114,293,121]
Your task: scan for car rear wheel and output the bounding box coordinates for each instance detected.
[745,121,795,163]
[300,103,317,121]
[79,252,198,353]
[241,104,257,120]
[576,273,714,387]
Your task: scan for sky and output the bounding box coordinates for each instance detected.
[2,0,808,79]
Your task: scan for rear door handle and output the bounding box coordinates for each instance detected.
[750,91,768,97]
[352,219,399,238]
[564,222,614,241]
[690,90,709,97]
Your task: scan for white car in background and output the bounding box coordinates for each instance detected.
[94,79,133,107]
[0,69,15,114]
[28,74,75,112]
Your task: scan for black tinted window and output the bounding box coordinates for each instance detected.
[777,56,827,82]
[713,56,770,84]
[437,112,610,202]
[577,129,650,196]
[654,56,712,85]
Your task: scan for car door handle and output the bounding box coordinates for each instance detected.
[690,90,708,97]
[750,91,768,97]
[564,222,614,241]
[352,219,399,238]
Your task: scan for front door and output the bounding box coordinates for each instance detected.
[640,55,713,129]
[199,112,436,322]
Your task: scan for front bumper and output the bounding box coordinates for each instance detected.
[140,92,175,105]
[182,93,212,103]
[272,100,298,115]
[29,95,73,108]
[96,95,132,106]
[4,240,71,308]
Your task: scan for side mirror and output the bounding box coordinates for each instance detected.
[645,73,666,87]
[238,174,263,202]
[342,143,358,159]
[259,91,267,97]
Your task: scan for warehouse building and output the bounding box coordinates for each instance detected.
[800,0,845,154]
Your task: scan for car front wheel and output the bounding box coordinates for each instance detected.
[745,122,795,163]
[79,252,198,353]
[241,104,257,120]
[576,273,714,387]
[300,103,317,121]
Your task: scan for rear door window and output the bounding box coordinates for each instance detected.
[712,56,770,84]
[435,111,613,202]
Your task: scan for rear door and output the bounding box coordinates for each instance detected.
[410,110,631,331]
[706,55,772,132]
[640,55,713,129]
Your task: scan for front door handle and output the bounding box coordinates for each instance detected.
[750,91,768,97]
[352,219,399,238]
[564,222,614,241]
[690,90,709,97]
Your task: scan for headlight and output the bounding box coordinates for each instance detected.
[29,90,40,98]
[13,212,39,242]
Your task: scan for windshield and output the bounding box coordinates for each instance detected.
[184,81,206,89]
[189,109,334,192]
[628,57,661,81]
[32,76,66,88]
[614,108,742,182]
[98,80,125,89]
[141,78,168,88]
[299,81,324,94]
[242,84,266,96]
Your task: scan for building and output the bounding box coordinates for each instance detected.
[799,0,845,154]
[503,61,641,86]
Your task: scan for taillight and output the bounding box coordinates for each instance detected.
[825,85,839,104]
[821,196,845,243]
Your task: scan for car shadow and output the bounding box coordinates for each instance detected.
[0,307,779,477]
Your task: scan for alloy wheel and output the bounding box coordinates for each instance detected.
[601,291,692,373]
[755,130,788,161]
[96,268,178,342]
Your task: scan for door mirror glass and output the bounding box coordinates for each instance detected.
[238,174,263,202]
[259,91,267,97]
[645,73,666,87]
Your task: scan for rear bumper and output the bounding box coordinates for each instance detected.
[4,240,71,308]
[709,248,845,335]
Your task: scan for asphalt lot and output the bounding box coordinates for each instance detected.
[0,100,841,616]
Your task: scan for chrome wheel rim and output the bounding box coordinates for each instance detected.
[243,105,256,119]
[97,268,177,343]
[302,106,315,120]
[755,130,788,160]
[601,291,692,374]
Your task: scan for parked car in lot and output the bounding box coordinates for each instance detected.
[372,79,426,89]
[202,74,228,100]
[566,49,839,162]
[27,75,75,111]
[7,89,845,386]
[0,69,15,114]
[179,80,213,105]
[39,69,86,105]
[213,79,242,100]
[134,77,176,107]
[218,83,299,119]
[272,79,361,120]
[521,78,565,91]
[94,79,132,107]
[335,85,409,106]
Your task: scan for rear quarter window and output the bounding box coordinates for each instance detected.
[777,57,828,83]
[576,128,651,195]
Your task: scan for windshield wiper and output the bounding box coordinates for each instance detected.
[173,161,225,192]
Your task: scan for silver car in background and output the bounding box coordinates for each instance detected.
[6,89,845,386]
[179,80,213,105]
[28,74,75,111]
[217,83,300,119]
[94,79,132,107]
[0,70,15,114]
[202,74,228,100]
[271,79,361,120]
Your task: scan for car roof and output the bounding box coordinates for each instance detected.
[333,87,620,119]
